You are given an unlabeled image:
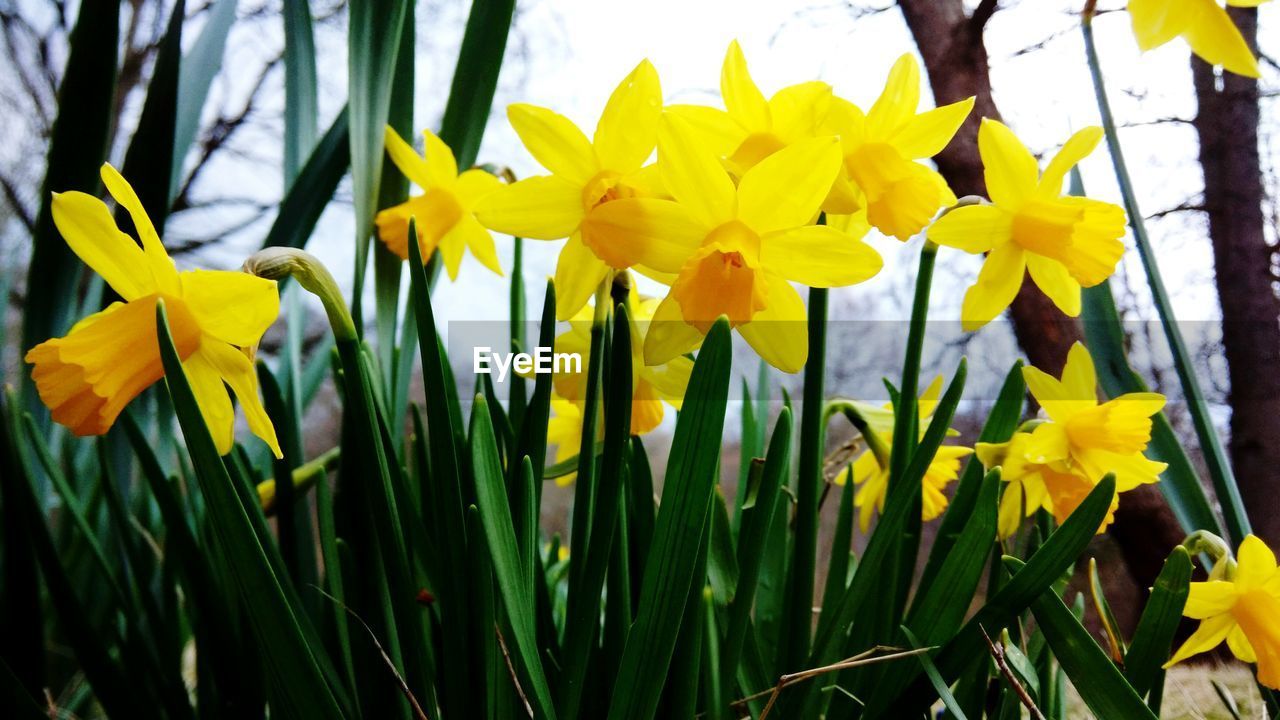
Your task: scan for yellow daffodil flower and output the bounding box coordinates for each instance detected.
[475,60,664,320]
[553,287,693,436]
[977,343,1165,537]
[665,40,834,178]
[835,377,974,531]
[825,54,974,240]
[1128,0,1266,79]
[927,120,1127,331]
[583,115,882,373]
[977,432,1121,539]
[26,164,281,458]
[1165,535,1280,688]
[376,126,503,281]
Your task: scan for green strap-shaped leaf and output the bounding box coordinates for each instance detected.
[154,301,347,720]
[262,108,350,250]
[1124,546,1192,700]
[470,395,559,719]
[20,0,120,419]
[121,0,183,225]
[607,318,733,720]
[282,0,319,185]
[438,0,517,168]
[1014,557,1158,720]
[172,0,238,195]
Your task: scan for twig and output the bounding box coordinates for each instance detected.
[732,645,932,719]
[314,587,430,720]
[969,0,999,31]
[495,624,534,719]
[980,626,1046,720]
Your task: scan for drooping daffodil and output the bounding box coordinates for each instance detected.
[927,120,1127,331]
[376,126,504,280]
[475,60,664,320]
[26,164,281,457]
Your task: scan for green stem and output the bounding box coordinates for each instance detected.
[1082,13,1250,544]
[780,284,827,672]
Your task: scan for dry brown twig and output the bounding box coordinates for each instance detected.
[980,626,1046,720]
[495,623,534,719]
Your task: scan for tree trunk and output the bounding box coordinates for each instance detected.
[896,0,1184,595]
[1191,7,1280,546]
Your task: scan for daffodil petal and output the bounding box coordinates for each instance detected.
[383,126,436,188]
[1025,422,1070,465]
[721,40,770,131]
[630,379,665,435]
[423,128,459,185]
[762,225,882,288]
[1128,0,1194,51]
[1183,1,1260,78]
[1184,580,1239,619]
[960,242,1026,331]
[100,164,180,295]
[450,215,502,277]
[1227,624,1258,663]
[866,54,922,138]
[1165,613,1236,667]
[978,118,1038,207]
[554,234,610,322]
[595,59,662,172]
[455,168,503,208]
[1237,535,1279,590]
[644,293,702,366]
[182,347,236,455]
[580,198,704,272]
[1038,127,1104,198]
[1061,342,1098,401]
[927,204,1013,254]
[737,273,807,373]
[643,355,693,404]
[737,137,842,234]
[663,104,746,159]
[768,81,832,141]
[998,480,1025,539]
[658,114,736,227]
[474,176,585,240]
[1025,254,1082,317]
[50,191,154,301]
[890,96,975,159]
[181,269,280,347]
[198,340,281,458]
[508,103,598,184]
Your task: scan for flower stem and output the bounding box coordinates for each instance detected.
[890,241,938,486]
[1082,12,1250,544]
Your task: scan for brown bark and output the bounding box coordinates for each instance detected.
[1191,7,1280,546]
[896,0,1183,593]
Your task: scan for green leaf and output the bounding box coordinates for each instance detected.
[262,108,351,250]
[1081,24,1246,544]
[348,0,409,322]
[154,301,347,720]
[1123,546,1192,700]
[282,0,319,185]
[722,408,791,695]
[470,395,559,719]
[901,627,967,720]
[20,0,120,417]
[121,0,183,224]
[172,0,238,195]
[560,303,633,717]
[438,0,517,168]
[917,361,1024,598]
[607,318,733,720]
[1015,558,1157,720]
